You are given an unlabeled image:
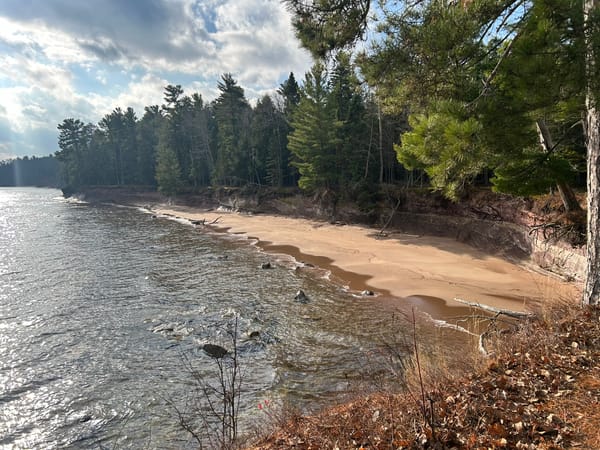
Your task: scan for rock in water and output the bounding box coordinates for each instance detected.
[202,343,228,359]
[261,262,273,269]
[361,290,374,296]
[294,290,309,303]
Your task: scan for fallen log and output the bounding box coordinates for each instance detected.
[453,297,534,319]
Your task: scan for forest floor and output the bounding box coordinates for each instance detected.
[246,300,600,449]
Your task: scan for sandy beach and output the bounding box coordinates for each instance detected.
[155,205,580,318]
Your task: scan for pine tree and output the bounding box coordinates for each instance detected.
[56,118,87,187]
[288,63,339,191]
[283,0,370,58]
[328,52,370,192]
[137,105,162,186]
[155,134,181,196]
[213,74,252,185]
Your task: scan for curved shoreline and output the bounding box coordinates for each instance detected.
[154,205,581,319]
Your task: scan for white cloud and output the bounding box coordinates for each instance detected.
[0,54,74,97]
[100,74,169,116]
[0,17,92,65]
[210,0,312,90]
[0,0,313,158]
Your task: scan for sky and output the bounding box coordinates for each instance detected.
[0,0,313,160]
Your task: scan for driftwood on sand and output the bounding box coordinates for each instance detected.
[453,297,534,319]
[452,297,534,356]
[192,216,222,226]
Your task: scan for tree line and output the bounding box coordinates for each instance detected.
[0,156,60,187]
[56,64,408,200]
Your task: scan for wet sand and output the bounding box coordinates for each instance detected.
[155,206,581,318]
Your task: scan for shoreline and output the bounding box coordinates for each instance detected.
[153,205,581,319]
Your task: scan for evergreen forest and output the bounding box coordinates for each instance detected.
[54,67,410,200]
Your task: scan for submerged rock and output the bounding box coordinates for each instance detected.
[361,290,375,296]
[294,290,309,303]
[202,343,228,359]
[150,321,194,339]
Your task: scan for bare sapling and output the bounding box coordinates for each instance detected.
[169,316,244,449]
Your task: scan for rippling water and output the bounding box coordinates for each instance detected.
[0,187,414,449]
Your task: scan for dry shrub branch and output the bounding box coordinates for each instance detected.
[247,302,600,449]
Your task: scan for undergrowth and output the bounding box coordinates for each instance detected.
[246,300,600,449]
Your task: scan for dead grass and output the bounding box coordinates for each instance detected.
[246,300,600,449]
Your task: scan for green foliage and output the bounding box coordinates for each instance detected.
[328,52,371,190]
[358,0,587,200]
[213,74,252,185]
[53,63,399,195]
[56,118,88,187]
[137,105,162,186]
[155,139,181,196]
[278,72,301,118]
[397,102,485,200]
[250,94,291,187]
[288,63,340,191]
[282,0,370,58]
[492,149,577,196]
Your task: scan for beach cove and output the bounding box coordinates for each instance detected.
[155,204,581,320]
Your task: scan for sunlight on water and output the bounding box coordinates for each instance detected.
[0,187,421,448]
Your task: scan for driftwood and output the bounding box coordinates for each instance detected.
[193,216,221,226]
[453,297,534,319]
[454,297,533,356]
[438,299,532,356]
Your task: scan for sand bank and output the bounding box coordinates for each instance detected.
[155,206,580,317]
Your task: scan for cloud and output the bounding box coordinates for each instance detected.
[92,74,169,117]
[1,0,311,80]
[78,39,129,63]
[0,0,217,71]
[0,108,12,154]
[0,54,74,95]
[0,0,313,158]
[209,0,312,91]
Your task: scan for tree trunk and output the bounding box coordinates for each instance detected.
[536,119,582,213]
[584,0,600,305]
[378,101,384,184]
[556,180,583,213]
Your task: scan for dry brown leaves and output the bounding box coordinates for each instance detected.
[247,305,600,450]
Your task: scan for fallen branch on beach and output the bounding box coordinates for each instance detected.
[453,297,534,319]
[192,216,221,226]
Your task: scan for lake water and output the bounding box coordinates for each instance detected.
[0,187,421,449]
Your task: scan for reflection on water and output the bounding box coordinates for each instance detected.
[1,188,434,449]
